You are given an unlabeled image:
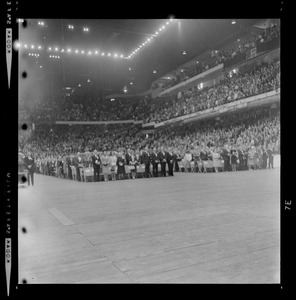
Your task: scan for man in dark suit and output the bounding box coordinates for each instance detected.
[221,144,231,172]
[141,147,152,178]
[158,146,167,177]
[91,149,101,182]
[166,147,174,176]
[24,151,35,186]
[151,147,159,177]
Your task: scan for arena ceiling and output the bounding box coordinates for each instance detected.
[19,18,264,99]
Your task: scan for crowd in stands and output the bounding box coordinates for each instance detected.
[143,58,280,123]
[18,104,280,183]
[19,57,280,126]
[159,22,280,91]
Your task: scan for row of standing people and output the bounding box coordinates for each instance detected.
[34,143,275,182]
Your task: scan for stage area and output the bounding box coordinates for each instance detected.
[18,168,280,283]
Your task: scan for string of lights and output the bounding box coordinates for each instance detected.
[17,18,176,60]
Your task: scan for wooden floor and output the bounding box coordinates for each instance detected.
[18,166,280,284]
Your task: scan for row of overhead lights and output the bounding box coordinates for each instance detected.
[18,18,176,60]
[17,43,127,59]
[127,17,176,59]
[19,19,91,33]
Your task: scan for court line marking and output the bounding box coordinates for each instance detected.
[48,208,75,226]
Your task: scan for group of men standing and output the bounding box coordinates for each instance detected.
[90,146,179,181]
[19,142,276,186]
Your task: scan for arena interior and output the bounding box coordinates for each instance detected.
[18,18,280,284]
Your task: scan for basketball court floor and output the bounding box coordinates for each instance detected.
[18,165,280,284]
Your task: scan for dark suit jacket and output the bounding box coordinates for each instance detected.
[166,152,174,164]
[92,154,100,168]
[125,153,132,165]
[141,151,151,165]
[74,156,83,168]
[157,151,167,163]
[24,156,35,172]
[151,152,159,163]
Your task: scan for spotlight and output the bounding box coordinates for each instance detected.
[183,50,186,55]
[120,54,123,58]
[231,20,236,24]
[40,65,42,68]
[101,52,105,56]
[107,53,111,56]
[38,45,42,50]
[81,50,85,54]
[88,51,92,55]
[130,82,133,85]
[67,49,72,53]
[55,47,59,51]
[48,47,52,51]
[78,84,81,87]
[75,49,79,53]
[166,21,169,25]
[24,44,28,49]
[87,79,90,83]
[153,70,157,74]
[161,26,165,29]
[95,50,99,54]
[68,25,74,29]
[114,54,118,57]
[155,31,159,35]
[83,27,89,32]
[159,27,162,31]
[61,49,64,53]
[31,45,35,49]
[28,53,31,56]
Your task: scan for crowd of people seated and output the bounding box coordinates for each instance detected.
[143,58,280,123]
[18,104,280,184]
[159,22,280,91]
[19,57,280,126]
